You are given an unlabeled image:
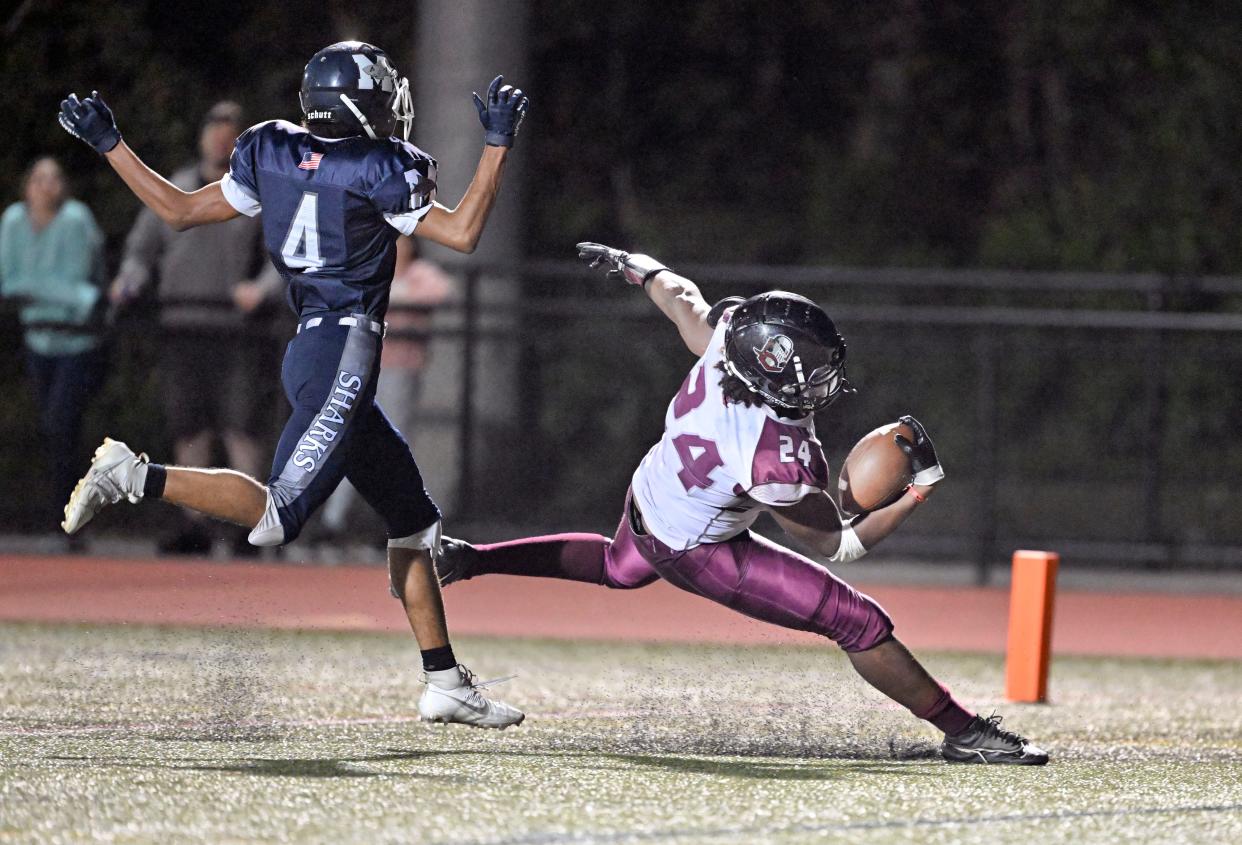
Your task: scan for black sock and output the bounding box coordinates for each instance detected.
[144,464,167,499]
[420,644,457,672]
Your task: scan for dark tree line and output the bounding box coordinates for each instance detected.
[4,0,1242,273]
[6,1,1242,543]
[528,0,1242,273]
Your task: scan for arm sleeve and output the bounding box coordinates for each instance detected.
[62,214,103,319]
[221,124,264,217]
[371,153,438,236]
[87,210,106,289]
[21,210,102,314]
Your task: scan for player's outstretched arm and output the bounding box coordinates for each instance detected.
[575,243,713,355]
[58,92,238,231]
[416,75,528,254]
[416,146,507,253]
[770,415,944,562]
[105,143,238,231]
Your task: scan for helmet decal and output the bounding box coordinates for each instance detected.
[753,335,794,373]
[351,55,377,89]
[351,53,398,92]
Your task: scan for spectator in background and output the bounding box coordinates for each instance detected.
[0,157,106,537]
[318,236,454,543]
[111,101,281,556]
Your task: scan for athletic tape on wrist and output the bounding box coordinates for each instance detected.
[829,522,868,564]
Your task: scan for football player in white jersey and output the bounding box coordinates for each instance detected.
[437,243,1049,765]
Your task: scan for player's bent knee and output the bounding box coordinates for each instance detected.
[388,519,442,551]
[247,490,286,547]
[824,591,894,653]
[387,520,442,600]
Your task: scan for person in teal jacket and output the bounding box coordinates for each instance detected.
[0,156,106,525]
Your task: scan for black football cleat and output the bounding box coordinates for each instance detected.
[941,714,1050,765]
[435,537,477,588]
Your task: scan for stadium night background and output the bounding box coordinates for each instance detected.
[1,2,1240,844]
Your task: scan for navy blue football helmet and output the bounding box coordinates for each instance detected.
[722,291,851,414]
[299,41,414,140]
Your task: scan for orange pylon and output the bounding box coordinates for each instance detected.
[1005,550,1059,703]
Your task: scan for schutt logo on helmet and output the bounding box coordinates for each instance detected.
[753,335,794,373]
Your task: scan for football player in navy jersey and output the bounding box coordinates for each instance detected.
[57,42,527,728]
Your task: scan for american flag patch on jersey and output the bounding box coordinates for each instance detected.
[298,152,324,170]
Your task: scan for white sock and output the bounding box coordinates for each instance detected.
[425,666,463,690]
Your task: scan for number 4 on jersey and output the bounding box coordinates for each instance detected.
[673,433,724,491]
[282,191,324,270]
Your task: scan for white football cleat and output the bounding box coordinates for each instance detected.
[418,664,525,730]
[61,438,149,535]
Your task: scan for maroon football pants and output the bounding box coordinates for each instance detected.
[463,492,894,652]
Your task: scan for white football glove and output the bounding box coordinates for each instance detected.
[576,242,668,287]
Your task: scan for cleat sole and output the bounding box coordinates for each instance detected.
[418,713,525,730]
[61,437,134,535]
[941,746,1049,766]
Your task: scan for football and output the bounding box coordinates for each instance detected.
[838,421,915,514]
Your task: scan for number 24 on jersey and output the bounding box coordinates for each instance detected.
[780,434,813,467]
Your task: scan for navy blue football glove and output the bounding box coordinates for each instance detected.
[58,91,122,154]
[472,75,529,148]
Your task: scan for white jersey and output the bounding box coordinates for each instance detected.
[631,310,831,550]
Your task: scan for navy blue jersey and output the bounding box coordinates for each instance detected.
[220,120,437,319]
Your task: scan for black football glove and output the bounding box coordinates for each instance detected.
[894,414,945,486]
[576,242,668,287]
[472,75,529,148]
[58,91,122,154]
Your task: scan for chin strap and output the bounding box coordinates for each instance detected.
[339,94,379,140]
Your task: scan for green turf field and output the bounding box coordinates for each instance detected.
[1,622,1239,844]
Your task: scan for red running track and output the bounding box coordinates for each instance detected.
[1,555,1240,660]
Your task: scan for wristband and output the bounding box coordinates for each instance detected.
[623,253,668,288]
[906,484,927,504]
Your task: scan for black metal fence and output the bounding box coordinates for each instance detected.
[6,261,1242,582]
[451,261,1242,582]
